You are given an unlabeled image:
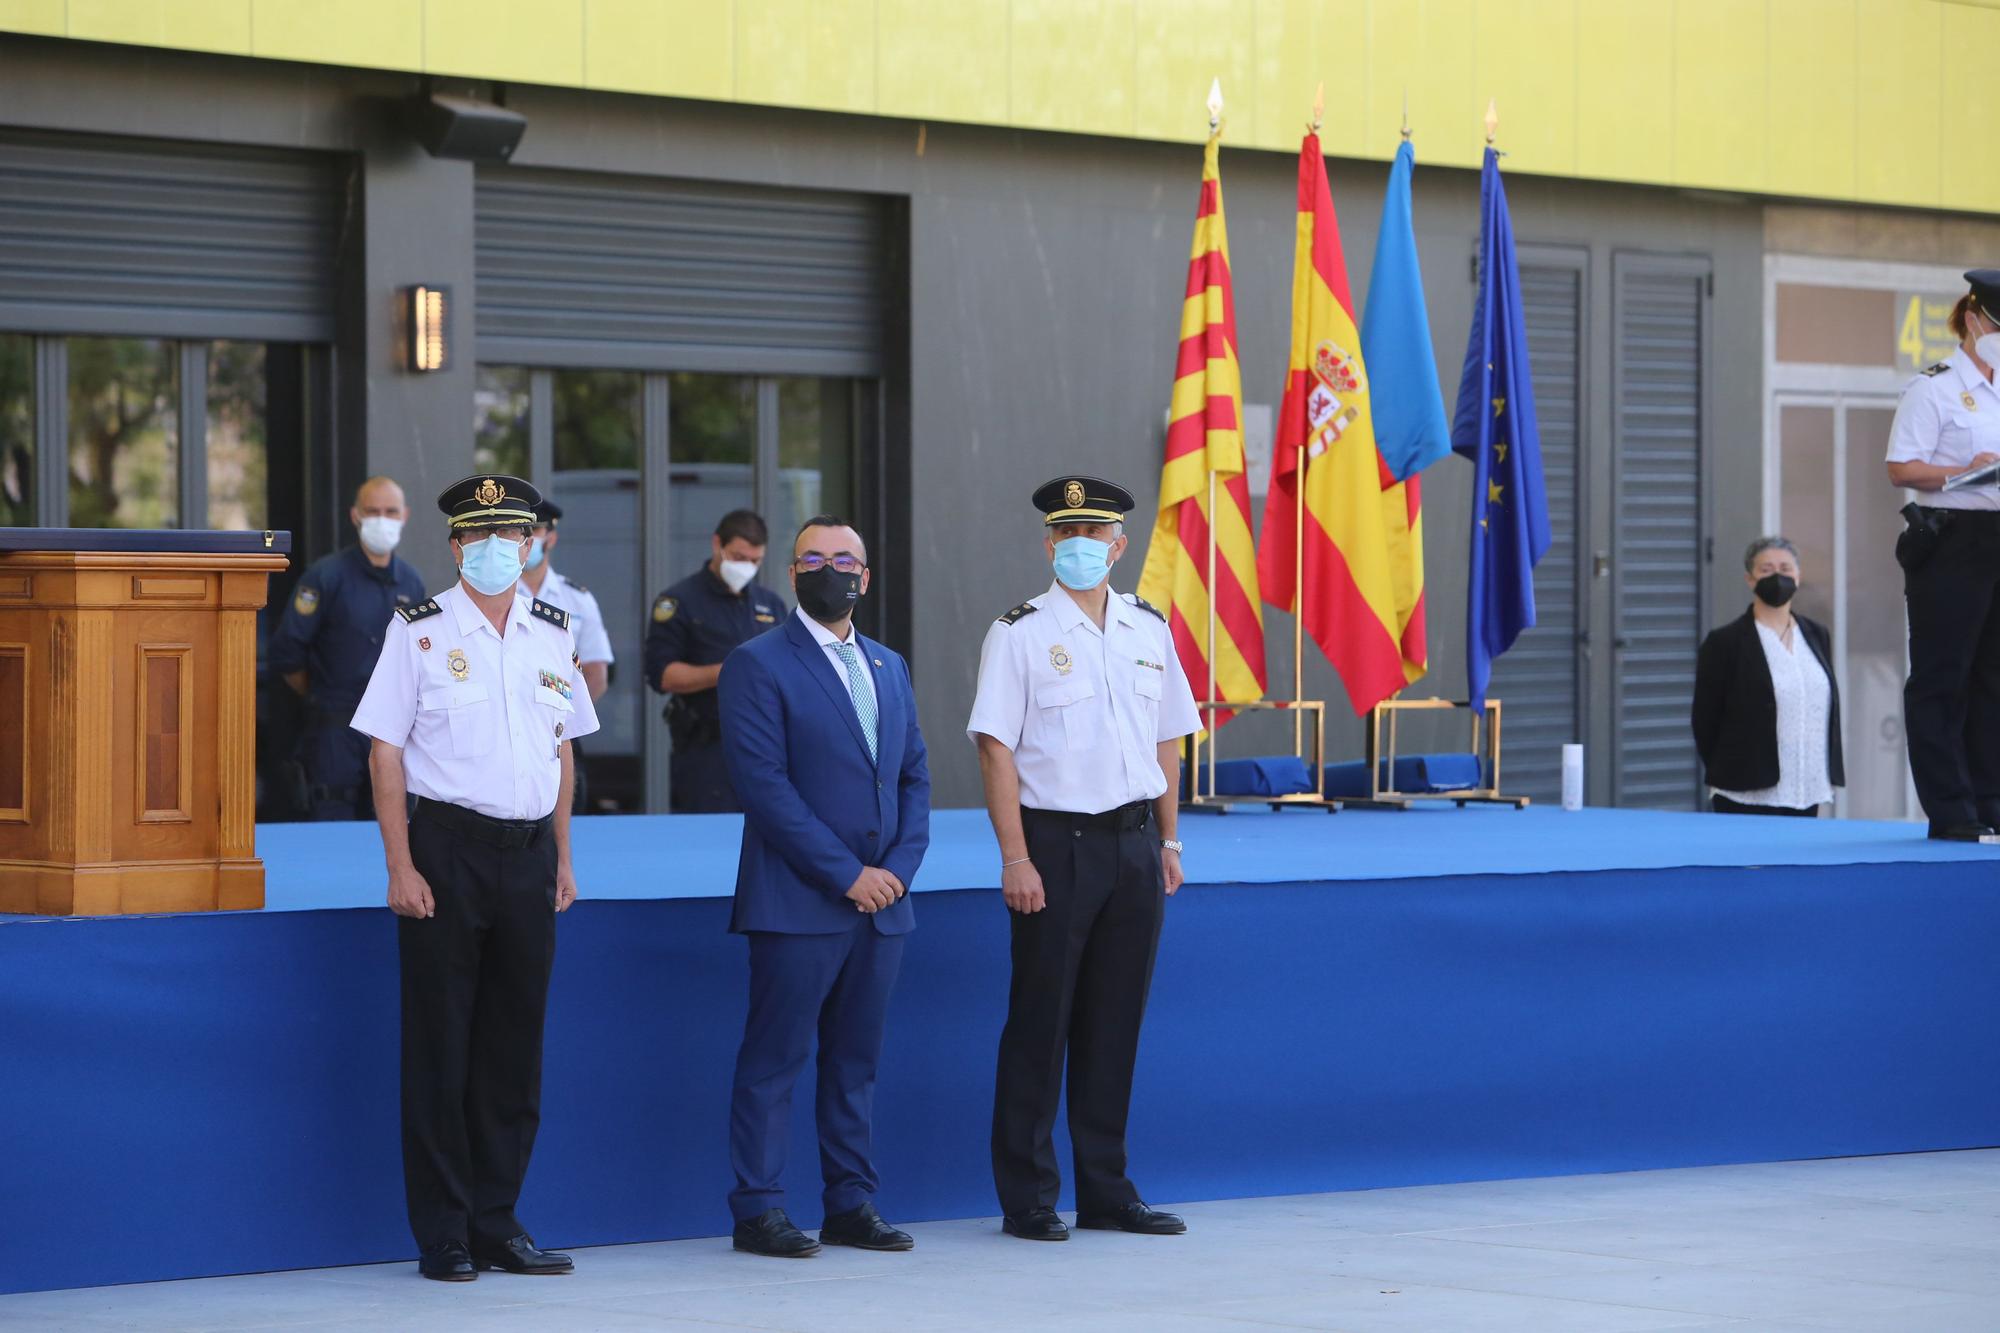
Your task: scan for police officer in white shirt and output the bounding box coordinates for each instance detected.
[967,475,1201,1243]
[351,473,600,1281]
[1887,269,2000,841]
[519,497,613,811]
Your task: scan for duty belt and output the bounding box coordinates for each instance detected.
[414,796,551,849]
[1022,800,1152,832]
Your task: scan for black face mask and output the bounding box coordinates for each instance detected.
[795,567,862,622]
[1754,573,1798,608]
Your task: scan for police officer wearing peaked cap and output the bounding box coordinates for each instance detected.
[966,475,1202,1242]
[1888,269,2000,842]
[350,473,600,1281]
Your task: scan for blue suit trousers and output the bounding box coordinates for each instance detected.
[728,922,905,1223]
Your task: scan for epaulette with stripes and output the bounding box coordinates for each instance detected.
[395,598,442,623]
[1922,362,1952,377]
[997,601,1039,626]
[530,598,571,631]
[1124,593,1166,621]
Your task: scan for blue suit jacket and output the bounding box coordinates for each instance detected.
[718,614,929,935]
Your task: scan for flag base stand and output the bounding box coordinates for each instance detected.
[1338,697,1530,810]
[1182,698,1340,812]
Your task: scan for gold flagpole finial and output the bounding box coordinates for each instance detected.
[1310,81,1324,133]
[1484,98,1499,146]
[1401,87,1411,142]
[1207,77,1224,132]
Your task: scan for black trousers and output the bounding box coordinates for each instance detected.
[1903,511,2000,830]
[399,802,557,1253]
[992,803,1163,1217]
[1711,794,1819,817]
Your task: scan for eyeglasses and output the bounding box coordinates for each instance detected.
[794,553,864,574]
[462,525,530,543]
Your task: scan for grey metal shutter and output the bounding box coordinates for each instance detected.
[1489,260,1584,805]
[1612,256,1709,809]
[475,168,886,376]
[0,129,341,341]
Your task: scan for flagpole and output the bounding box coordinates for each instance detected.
[1205,79,1223,801]
[1293,85,1325,758]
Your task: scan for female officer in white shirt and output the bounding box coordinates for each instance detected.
[1886,269,2000,841]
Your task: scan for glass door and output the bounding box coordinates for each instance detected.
[1774,393,1915,820]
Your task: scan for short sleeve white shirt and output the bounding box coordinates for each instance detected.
[351,582,601,820]
[1885,348,2000,511]
[522,566,614,665]
[966,582,1202,814]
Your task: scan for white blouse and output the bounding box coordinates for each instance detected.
[1711,620,1834,811]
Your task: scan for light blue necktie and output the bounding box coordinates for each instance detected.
[833,641,878,764]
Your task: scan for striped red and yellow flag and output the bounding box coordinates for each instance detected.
[1256,132,1409,715]
[1138,131,1268,720]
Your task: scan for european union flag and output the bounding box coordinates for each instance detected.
[1452,146,1550,711]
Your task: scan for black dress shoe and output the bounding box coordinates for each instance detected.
[821,1201,914,1251]
[1076,1202,1187,1234]
[1001,1206,1069,1241]
[417,1240,476,1282]
[474,1233,574,1274]
[733,1207,821,1257]
[1930,822,1997,842]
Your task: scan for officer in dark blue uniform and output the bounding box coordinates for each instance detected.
[268,475,428,820]
[643,509,788,812]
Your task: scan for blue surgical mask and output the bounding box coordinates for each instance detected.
[1052,536,1113,591]
[458,534,526,596]
[524,535,546,571]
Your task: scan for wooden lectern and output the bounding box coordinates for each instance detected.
[0,529,290,915]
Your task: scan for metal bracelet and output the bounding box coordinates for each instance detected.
[1001,856,1032,869]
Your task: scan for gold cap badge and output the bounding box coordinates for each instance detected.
[473,477,504,507]
[1063,480,1085,508]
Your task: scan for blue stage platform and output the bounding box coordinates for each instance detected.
[4,806,1999,1296]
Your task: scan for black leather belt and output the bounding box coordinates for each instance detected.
[1023,800,1152,832]
[414,796,551,849]
[1918,506,2000,526]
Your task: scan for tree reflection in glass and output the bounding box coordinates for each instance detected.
[68,337,178,529]
[207,341,268,530]
[0,334,30,527]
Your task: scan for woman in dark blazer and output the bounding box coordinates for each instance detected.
[1691,537,1844,815]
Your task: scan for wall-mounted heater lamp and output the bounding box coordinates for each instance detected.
[404,284,450,373]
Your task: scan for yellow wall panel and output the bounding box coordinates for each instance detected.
[1767,0,1854,201]
[1854,0,1941,208]
[249,0,422,72]
[735,0,874,114]
[878,0,1007,123]
[1251,0,1366,158]
[0,0,66,37]
[1940,2,2000,212]
[68,0,249,52]
[426,0,584,86]
[1009,0,1135,136]
[1132,0,1258,148]
[1672,0,1769,191]
[584,0,733,101]
[1472,0,1575,179]
[1365,0,1479,170]
[1575,2,1671,185]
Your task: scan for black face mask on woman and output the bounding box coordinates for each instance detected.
[1754,573,1798,608]
[795,567,862,622]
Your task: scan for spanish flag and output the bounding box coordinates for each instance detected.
[1257,132,1408,715]
[1138,130,1268,720]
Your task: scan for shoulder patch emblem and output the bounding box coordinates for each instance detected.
[395,598,443,624]
[292,586,319,616]
[997,601,1039,626]
[1125,593,1167,622]
[530,598,571,631]
[1923,362,1952,377]
[566,580,589,595]
[653,595,678,624]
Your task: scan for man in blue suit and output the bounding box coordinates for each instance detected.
[718,514,930,1258]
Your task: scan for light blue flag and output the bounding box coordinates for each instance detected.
[1361,140,1452,482]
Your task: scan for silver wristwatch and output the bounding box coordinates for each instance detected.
[1159,838,1184,853]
